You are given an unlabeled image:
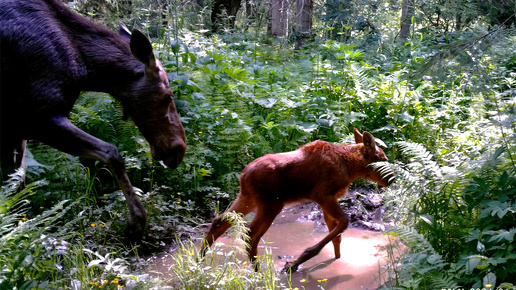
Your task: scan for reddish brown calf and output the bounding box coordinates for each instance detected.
[203,128,393,272]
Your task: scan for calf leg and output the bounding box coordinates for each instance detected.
[247,204,283,267]
[203,194,256,250]
[323,210,342,258]
[284,196,349,272]
[34,117,146,238]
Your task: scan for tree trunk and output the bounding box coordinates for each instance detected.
[399,0,414,41]
[295,0,313,48]
[270,0,288,37]
[211,0,242,30]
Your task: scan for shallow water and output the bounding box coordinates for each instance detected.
[146,203,393,289]
[256,205,390,289]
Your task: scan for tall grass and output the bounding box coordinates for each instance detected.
[170,212,287,289]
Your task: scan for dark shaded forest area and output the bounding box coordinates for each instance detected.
[1,0,515,289]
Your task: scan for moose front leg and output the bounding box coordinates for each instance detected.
[283,197,349,273]
[323,210,342,259]
[36,116,147,238]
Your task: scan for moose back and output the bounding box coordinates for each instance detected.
[0,0,187,237]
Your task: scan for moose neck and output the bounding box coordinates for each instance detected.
[78,33,143,97]
[336,144,371,181]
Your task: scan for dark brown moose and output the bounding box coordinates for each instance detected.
[203,128,393,272]
[0,0,187,237]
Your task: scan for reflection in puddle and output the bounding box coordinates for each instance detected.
[260,221,389,289]
[146,203,393,289]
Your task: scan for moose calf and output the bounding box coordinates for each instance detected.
[203,128,393,272]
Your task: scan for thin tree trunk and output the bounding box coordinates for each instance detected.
[455,14,462,31]
[211,0,242,30]
[399,0,414,41]
[271,0,288,37]
[295,0,313,48]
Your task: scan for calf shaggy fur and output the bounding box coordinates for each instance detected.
[203,128,393,272]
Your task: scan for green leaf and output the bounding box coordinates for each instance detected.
[19,280,38,290]
[466,255,487,273]
[427,254,441,264]
[170,40,181,54]
[487,229,516,243]
[483,272,496,288]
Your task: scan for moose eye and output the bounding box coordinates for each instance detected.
[161,95,173,105]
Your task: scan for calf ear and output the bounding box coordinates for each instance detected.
[353,128,363,143]
[362,131,376,155]
[129,29,157,70]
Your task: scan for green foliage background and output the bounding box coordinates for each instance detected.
[1,0,516,289]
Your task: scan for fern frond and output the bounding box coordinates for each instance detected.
[370,161,400,184]
[397,141,443,180]
[0,170,47,237]
[386,225,439,255]
[427,274,461,289]
[73,104,101,121]
[350,62,370,92]
[397,141,435,165]
[384,225,462,289]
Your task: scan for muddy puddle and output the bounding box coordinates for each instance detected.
[145,200,394,289]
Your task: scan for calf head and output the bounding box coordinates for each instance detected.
[118,26,186,168]
[353,128,393,187]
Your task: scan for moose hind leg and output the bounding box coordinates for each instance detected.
[284,196,349,272]
[204,194,255,249]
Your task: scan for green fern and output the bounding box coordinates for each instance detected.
[0,171,82,289]
[385,225,461,289]
[0,170,45,237]
[397,141,442,180]
[427,275,461,290]
[349,62,371,93]
[386,225,440,255]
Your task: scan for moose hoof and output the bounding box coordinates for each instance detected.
[125,216,146,241]
[282,262,299,273]
[125,224,144,241]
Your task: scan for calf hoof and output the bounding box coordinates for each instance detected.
[282,261,299,273]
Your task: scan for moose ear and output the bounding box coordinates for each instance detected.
[362,131,376,155]
[129,29,156,69]
[353,128,363,144]
[119,24,132,41]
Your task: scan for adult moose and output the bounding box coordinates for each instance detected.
[0,0,187,237]
[203,129,393,272]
